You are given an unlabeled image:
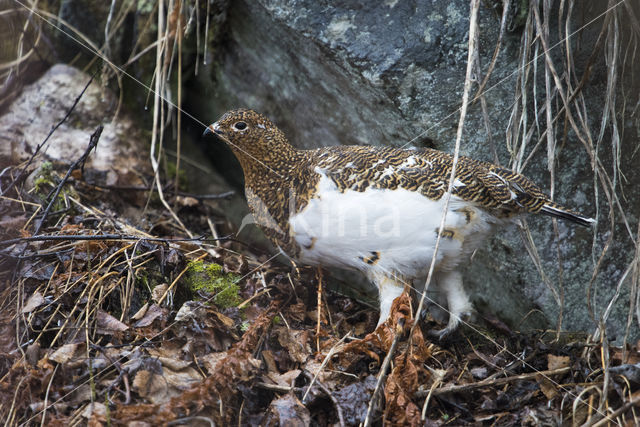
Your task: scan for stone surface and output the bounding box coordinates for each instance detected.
[0,64,141,184]
[186,0,639,339]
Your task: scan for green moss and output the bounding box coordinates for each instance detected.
[184,260,241,309]
[32,161,54,195]
[31,161,77,212]
[272,315,282,325]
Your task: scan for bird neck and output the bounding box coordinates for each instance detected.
[233,145,314,255]
[232,142,304,187]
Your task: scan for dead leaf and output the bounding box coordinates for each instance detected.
[21,291,45,313]
[176,196,199,207]
[25,342,40,366]
[547,354,570,370]
[96,309,129,334]
[262,349,279,374]
[131,302,149,320]
[50,343,81,364]
[276,328,312,363]
[81,402,107,421]
[266,369,301,387]
[303,360,337,386]
[287,299,307,322]
[611,346,640,364]
[134,304,165,327]
[162,366,202,392]
[174,301,203,323]
[157,357,193,372]
[333,375,377,425]
[471,366,488,379]
[200,352,226,375]
[266,392,311,426]
[69,384,93,406]
[133,370,170,404]
[609,363,640,384]
[537,375,559,400]
[152,284,168,304]
[213,311,234,328]
[0,213,28,239]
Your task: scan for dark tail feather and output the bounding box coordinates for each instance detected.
[540,204,595,227]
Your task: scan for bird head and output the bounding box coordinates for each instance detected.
[204,109,295,165]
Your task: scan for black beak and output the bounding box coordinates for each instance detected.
[203,125,216,138]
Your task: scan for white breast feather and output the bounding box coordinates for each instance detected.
[289,171,502,278]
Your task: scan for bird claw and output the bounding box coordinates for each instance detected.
[429,326,455,341]
[429,310,475,340]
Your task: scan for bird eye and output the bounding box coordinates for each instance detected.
[233,121,247,131]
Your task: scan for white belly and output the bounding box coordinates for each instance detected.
[289,171,501,279]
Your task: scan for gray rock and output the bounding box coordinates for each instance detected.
[0,64,139,185]
[188,0,639,340]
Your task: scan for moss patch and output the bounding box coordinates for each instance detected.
[184,261,241,309]
[31,161,77,213]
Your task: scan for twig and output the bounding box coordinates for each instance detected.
[34,125,103,236]
[586,392,640,427]
[0,233,232,247]
[363,318,405,427]
[40,364,59,427]
[81,181,235,200]
[302,331,351,402]
[421,367,446,420]
[471,0,509,104]
[255,382,300,393]
[408,0,480,341]
[175,190,235,200]
[414,366,571,398]
[11,124,102,353]
[316,267,323,353]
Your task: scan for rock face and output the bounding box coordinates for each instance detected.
[0,64,141,184]
[189,0,639,339]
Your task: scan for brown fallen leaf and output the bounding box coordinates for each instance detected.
[82,402,107,424]
[264,392,311,426]
[49,343,82,364]
[276,327,312,364]
[537,375,559,400]
[96,309,129,334]
[0,213,28,239]
[266,369,302,388]
[131,302,149,320]
[134,370,170,404]
[200,352,226,375]
[262,349,279,374]
[547,354,570,370]
[151,284,168,304]
[21,291,45,313]
[134,304,166,328]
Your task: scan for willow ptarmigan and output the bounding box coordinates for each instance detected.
[205,109,594,337]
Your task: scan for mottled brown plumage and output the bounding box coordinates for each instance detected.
[206,109,594,335]
[209,109,591,252]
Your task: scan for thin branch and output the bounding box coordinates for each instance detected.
[0,233,232,248]
[415,366,571,398]
[409,0,480,340]
[34,125,103,236]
